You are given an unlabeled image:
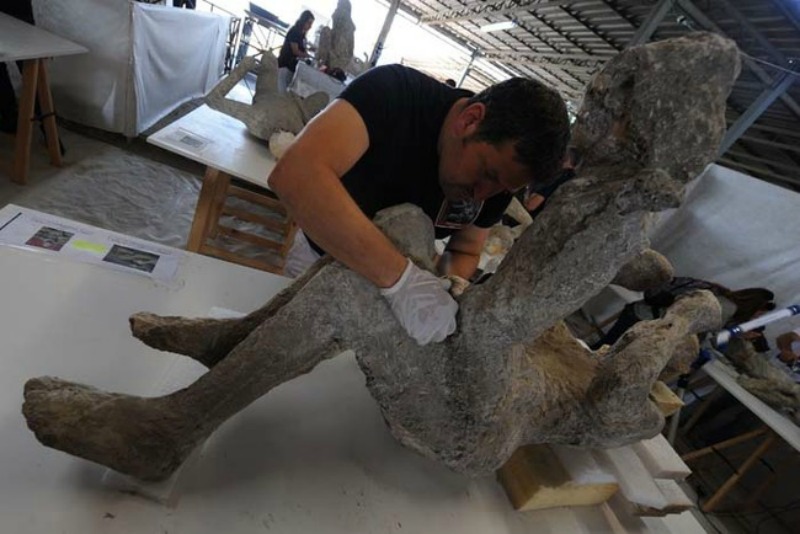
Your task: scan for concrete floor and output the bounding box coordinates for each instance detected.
[0,73,283,263]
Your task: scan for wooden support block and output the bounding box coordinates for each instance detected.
[594,446,669,510]
[634,480,695,517]
[497,444,618,511]
[658,510,708,534]
[633,434,691,480]
[649,381,684,417]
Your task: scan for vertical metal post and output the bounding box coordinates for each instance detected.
[369,0,401,68]
[457,49,479,88]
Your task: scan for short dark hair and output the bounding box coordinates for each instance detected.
[468,78,569,187]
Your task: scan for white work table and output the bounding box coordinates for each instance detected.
[147,104,275,187]
[147,105,291,273]
[705,358,800,451]
[0,13,87,185]
[0,206,699,533]
[682,357,800,512]
[0,12,87,62]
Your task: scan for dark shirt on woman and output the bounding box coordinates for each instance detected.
[278,27,306,72]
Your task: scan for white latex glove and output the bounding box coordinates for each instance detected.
[381,259,458,345]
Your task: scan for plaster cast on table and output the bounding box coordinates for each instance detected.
[316,0,355,72]
[724,339,800,423]
[205,52,328,156]
[22,33,740,482]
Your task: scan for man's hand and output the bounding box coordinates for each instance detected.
[381,259,458,345]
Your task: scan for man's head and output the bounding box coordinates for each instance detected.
[438,77,570,202]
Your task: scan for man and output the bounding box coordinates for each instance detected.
[268,65,569,346]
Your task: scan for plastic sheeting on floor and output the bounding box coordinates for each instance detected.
[33,0,228,136]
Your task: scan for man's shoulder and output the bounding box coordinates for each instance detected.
[350,64,434,87]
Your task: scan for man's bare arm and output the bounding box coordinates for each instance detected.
[268,100,407,288]
[444,226,490,280]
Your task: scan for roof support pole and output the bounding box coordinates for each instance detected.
[718,72,795,155]
[628,0,673,46]
[457,49,480,88]
[369,0,401,68]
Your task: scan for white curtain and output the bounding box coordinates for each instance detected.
[33,0,228,136]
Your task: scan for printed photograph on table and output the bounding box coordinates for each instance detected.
[25,226,74,251]
[102,245,160,273]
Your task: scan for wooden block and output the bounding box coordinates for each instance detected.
[634,480,695,517]
[649,381,684,417]
[603,493,652,534]
[659,510,707,534]
[497,444,618,511]
[633,434,691,480]
[594,446,669,510]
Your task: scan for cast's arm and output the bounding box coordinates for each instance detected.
[268,99,407,288]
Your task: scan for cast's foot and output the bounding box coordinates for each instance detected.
[23,377,195,481]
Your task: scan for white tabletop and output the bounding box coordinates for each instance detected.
[0,13,87,62]
[705,358,800,452]
[147,104,276,188]
[0,205,698,533]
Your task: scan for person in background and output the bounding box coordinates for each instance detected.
[444,79,457,87]
[172,0,196,8]
[0,0,34,134]
[277,10,315,93]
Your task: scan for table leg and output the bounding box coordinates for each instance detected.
[187,167,222,252]
[207,172,231,239]
[35,60,62,168]
[701,431,777,512]
[12,59,39,185]
[682,426,768,462]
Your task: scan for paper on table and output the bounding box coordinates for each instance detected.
[0,207,183,284]
[163,126,213,153]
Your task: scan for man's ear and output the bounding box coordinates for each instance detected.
[456,102,486,137]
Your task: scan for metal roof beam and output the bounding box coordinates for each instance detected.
[480,49,605,63]
[491,57,599,73]
[676,0,800,123]
[420,0,564,25]
[628,0,674,46]
[719,72,796,155]
[770,0,800,38]
[738,135,800,154]
[719,158,800,188]
[715,0,792,66]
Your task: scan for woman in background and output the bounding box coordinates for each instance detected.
[277,10,315,92]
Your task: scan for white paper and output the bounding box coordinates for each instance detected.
[163,126,213,153]
[0,206,183,284]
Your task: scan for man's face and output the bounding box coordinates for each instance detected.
[439,137,531,203]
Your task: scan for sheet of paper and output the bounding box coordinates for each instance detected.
[0,207,183,284]
[163,126,213,153]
